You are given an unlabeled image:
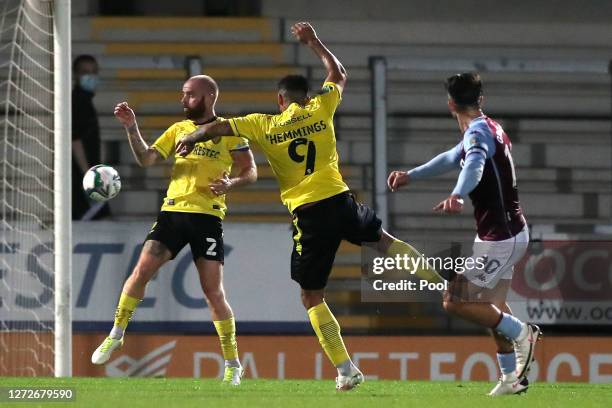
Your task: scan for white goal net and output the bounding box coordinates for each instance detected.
[0,0,55,376]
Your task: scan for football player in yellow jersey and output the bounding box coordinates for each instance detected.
[177,23,437,391]
[91,75,256,386]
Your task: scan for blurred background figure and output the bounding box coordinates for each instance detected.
[72,54,111,220]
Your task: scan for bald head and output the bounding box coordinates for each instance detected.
[182,75,218,121]
[187,75,218,101]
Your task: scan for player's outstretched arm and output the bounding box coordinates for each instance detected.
[114,102,163,167]
[176,120,233,157]
[388,146,462,192]
[291,22,347,90]
[209,150,257,196]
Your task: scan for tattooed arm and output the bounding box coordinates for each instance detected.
[114,102,163,167]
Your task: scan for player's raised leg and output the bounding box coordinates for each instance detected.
[196,258,243,385]
[302,289,364,391]
[376,229,444,282]
[91,240,171,364]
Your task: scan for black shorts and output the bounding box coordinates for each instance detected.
[290,192,382,290]
[145,211,224,262]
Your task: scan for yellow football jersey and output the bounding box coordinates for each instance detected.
[228,82,348,213]
[152,118,249,219]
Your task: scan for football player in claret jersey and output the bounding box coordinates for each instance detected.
[91,75,257,386]
[388,73,541,396]
[176,22,437,391]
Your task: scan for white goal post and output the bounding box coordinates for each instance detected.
[53,0,71,378]
[0,0,71,377]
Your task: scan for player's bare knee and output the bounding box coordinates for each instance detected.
[442,299,460,315]
[130,264,156,285]
[203,286,225,306]
[203,294,222,309]
[301,290,324,309]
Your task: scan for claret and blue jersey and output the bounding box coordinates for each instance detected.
[408,115,526,241]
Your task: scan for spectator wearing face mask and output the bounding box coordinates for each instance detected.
[72,54,111,220]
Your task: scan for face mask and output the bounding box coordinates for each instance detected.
[79,74,99,92]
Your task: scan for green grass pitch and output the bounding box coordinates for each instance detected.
[0,378,610,408]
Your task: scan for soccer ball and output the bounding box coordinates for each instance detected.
[82,165,121,202]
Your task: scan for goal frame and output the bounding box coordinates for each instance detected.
[53,0,71,378]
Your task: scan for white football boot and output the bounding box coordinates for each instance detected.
[336,366,364,391]
[222,366,243,386]
[91,336,124,365]
[514,323,542,379]
[489,375,529,396]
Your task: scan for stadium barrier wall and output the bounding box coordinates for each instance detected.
[0,221,306,330]
[0,333,608,382]
[2,222,612,329]
[65,334,612,383]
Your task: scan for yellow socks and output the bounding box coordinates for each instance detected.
[110,293,141,339]
[387,239,442,283]
[308,302,350,366]
[213,316,239,362]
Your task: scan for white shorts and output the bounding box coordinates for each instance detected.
[461,226,530,289]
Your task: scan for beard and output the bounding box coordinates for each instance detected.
[184,104,205,120]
